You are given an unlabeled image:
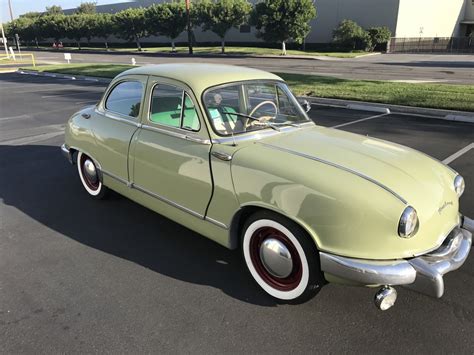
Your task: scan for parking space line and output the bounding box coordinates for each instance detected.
[442,143,474,165]
[0,124,65,145]
[0,106,88,122]
[331,113,390,129]
[42,92,102,98]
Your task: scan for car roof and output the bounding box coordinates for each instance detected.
[118,63,283,93]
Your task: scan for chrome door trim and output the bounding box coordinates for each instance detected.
[141,124,211,145]
[205,216,228,229]
[100,168,228,229]
[96,108,142,128]
[259,142,408,205]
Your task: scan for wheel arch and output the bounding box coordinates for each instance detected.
[228,203,321,252]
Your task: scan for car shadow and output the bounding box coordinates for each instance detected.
[0,144,279,307]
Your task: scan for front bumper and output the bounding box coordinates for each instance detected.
[320,218,473,298]
[61,144,74,164]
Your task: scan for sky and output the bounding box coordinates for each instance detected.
[1,0,132,22]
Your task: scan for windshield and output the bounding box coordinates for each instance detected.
[203,81,310,136]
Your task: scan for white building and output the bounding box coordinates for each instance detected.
[64,0,474,44]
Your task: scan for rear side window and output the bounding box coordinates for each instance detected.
[105,81,143,118]
[150,84,200,131]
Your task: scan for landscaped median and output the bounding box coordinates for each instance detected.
[20,64,474,112]
[28,46,369,59]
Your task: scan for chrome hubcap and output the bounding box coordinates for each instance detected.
[83,159,98,184]
[259,238,293,278]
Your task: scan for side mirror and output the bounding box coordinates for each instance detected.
[299,99,311,113]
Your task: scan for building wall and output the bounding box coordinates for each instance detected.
[464,0,474,21]
[306,0,400,42]
[65,0,471,44]
[395,0,466,38]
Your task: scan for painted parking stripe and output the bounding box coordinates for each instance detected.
[442,143,474,165]
[0,106,87,122]
[42,92,102,98]
[0,124,65,145]
[331,113,390,129]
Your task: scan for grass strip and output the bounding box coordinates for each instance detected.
[21,64,474,112]
[31,46,368,58]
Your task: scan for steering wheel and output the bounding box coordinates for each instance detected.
[246,101,278,128]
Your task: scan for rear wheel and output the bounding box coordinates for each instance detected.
[242,211,323,302]
[76,151,108,199]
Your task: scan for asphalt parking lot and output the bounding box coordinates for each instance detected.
[1,72,473,353]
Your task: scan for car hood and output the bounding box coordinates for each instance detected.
[260,126,455,204]
[257,125,460,250]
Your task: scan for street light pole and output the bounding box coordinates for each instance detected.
[8,0,14,21]
[186,0,193,55]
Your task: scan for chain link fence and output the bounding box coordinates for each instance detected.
[388,37,474,53]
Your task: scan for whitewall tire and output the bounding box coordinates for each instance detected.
[76,151,108,199]
[242,211,323,302]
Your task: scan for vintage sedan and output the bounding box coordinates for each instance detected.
[62,64,472,310]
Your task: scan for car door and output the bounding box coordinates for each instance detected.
[130,77,213,218]
[90,75,147,182]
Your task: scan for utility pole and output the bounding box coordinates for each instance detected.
[186,0,193,55]
[7,0,19,50]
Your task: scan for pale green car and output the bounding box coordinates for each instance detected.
[62,64,472,310]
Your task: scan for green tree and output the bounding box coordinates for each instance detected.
[91,13,115,50]
[333,19,371,51]
[195,0,251,53]
[9,16,42,48]
[19,12,42,19]
[145,3,188,52]
[76,2,97,14]
[45,5,63,15]
[367,26,391,51]
[36,14,67,42]
[65,14,86,49]
[113,8,148,51]
[250,0,316,55]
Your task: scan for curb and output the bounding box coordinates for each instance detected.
[16,69,474,124]
[304,97,474,123]
[18,69,112,84]
[22,47,371,61]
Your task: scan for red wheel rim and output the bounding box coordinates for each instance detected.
[249,226,302,291]
[80,154,100,190]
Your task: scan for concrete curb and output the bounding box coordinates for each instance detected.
[18,69,112,84]
[304,97,474,123]
[23,47,370,61]
[16,70,474,124]
[346,104,390,114]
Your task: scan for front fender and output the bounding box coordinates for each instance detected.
[231,143,439,260]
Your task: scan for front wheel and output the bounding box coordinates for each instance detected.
[242,211,323,303]
[76,151,108,199]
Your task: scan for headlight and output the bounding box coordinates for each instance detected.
[398,206,419,238]
[454,175,465,197]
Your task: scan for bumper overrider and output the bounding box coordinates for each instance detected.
[61,144,74,164]
[320,218,472,309]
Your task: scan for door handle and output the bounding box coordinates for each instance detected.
[81,113,91,119]
[211,151,232,161]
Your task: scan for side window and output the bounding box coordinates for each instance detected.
[182,94,200,131]
[150,84,200,131]
[277,86,297,116]
[105,81,143,118]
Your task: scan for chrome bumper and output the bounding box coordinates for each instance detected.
[320,219,472,298]
[61,144,73,164]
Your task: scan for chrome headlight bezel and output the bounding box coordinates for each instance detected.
[398,206,419,238]
[454,175,465,197]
